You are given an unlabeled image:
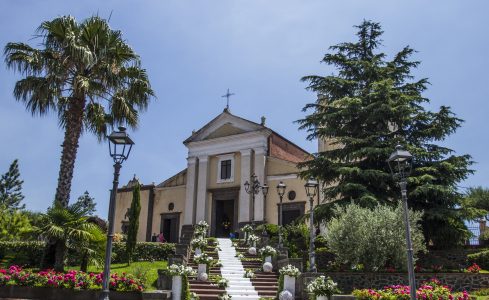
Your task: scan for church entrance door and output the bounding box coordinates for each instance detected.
[160,212,180,243]
[210,188,239,238]
[214,200,234,237]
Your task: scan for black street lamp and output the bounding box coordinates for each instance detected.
[305,178,318,273]
[244,173,262,228]
[262,183,269,223]
[387,144,416,300]
[100,127,134,300]
[276,181,287,248]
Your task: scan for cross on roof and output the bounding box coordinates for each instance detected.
[221,88,235,110]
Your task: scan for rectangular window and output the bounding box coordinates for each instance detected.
[220,159,232,180]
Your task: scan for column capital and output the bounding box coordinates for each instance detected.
[253,147,267,155]
[187,156,197,164]
[197,155,209,163]
[240,149,252,156]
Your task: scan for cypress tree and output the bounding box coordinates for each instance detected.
[126,182,141,263]
[298,20,473,248]
[0,159,25,211]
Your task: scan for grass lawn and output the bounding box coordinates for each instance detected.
[69,260,168,291]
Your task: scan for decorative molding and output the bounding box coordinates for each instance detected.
[267,174,299,181]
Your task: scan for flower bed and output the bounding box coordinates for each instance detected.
[353,279,470,300]
[0,265,144,292]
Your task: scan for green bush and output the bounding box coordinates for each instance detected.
[468,250,489,269]
[325,203,426,271]
[112,242,175,263]
[0,241,45,267]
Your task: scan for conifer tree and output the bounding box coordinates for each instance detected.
[298,20,473,248]
[126,182,141,263]
[0,159,25,211]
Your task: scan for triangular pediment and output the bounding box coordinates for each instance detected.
[184,110,265,144]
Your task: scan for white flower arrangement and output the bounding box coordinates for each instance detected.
[306,276,339,297]
[217,278,229,288]
[244,269,255,278]
[194,253,214,265]
[248,234,260,243]
[166,264,196,276]
[191,237,208,250]
[236,253,244,260]
[218,293,232,300]
[279,265,301,277]
[190,292,200,300]
[196,220,209,229]
[259,246,277,258]
[241,224,254,233]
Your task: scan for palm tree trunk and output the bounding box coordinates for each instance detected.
[54,240,66,272]
[54,98,86,207]
[80,251,89,272]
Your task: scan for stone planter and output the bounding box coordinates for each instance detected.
[172,275,182,300]
[284,275,296,296]
[317,296,328,300]
[265,255,272,263]
[253,241,256,248]
[198,264,207,276]
[195,248,202,255]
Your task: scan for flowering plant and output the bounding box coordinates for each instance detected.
[241,224,253,233]
[248,234,260,244]
[194,253,215,265]
[191,237,208,250]
[219,293,232,300]
[466,263,481,273]
[307,276,339,297]
[196,220,209,230]
[353,278,470,300]
[0,265,144,292]
[279,265,301,278]
[217,277,229,288]
[166,264,196,276]
[244,269,255,278]
[236,254,244,260]
[259,246,277,258]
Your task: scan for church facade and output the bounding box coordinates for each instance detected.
[113,109,316,242]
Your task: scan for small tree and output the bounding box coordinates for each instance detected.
[0,205,31,240]
[126,182,141,264]
[0,159,25,211]
[325,203,426,271]
[76,191,97,215]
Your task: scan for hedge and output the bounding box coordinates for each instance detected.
[0,241,175,267]
[468,250,489,269]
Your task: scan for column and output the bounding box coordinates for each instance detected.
[239,149,252,223]
[254,147,266,222]
[195,155,209,223]
[183,157,197,225]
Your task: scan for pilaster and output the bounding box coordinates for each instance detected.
[239,149,252,223]
[195,155,209,223]
[253,147,266,222]
[183,157,197,225]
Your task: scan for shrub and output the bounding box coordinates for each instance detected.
[325,203,426,271]
[0,241,44,267]
[112,242,175,263]
[468,250,489,269]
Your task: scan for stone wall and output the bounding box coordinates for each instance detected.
[325,272,489,293]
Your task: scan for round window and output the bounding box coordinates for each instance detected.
[168,202,175,211]
[288,190,296,201]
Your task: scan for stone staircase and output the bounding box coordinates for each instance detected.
[186,238,279,300]
[234,242,279,299]
[187,241,225,300]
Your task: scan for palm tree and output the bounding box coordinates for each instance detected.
[4,15,154,208]
[39,201,105,272]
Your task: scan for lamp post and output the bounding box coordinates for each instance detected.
[387,145,416,300]
[261,184,269,235]
[276,181,287,248]
[244,173,262,228]
[100,127,134,300]
[305,178,318,273]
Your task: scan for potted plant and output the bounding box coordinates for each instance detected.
[241,224,253,242]
[306,276,339,300]
[166,264,196,300]
[191,237,208,255]
[194,253,214,281]
[248,234,260,248]
[279,264,301,297]
[259,246,277,263]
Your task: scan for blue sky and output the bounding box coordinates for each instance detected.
[1,1,488,216]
